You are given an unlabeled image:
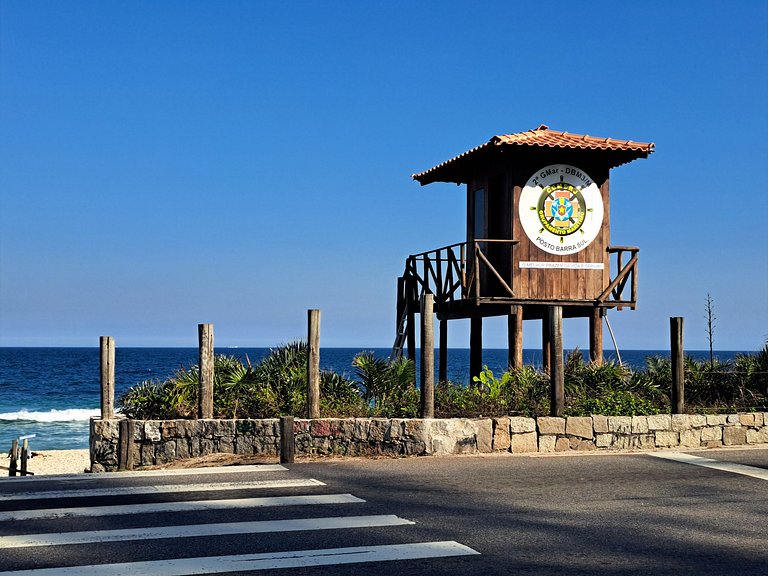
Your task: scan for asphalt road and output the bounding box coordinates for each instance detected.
[0,447,766,575]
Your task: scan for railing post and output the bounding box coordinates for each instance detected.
[671,317,685,414]
[420,294,435,418]
[439,319,448,384]
[9,439,18,476]
[198,323,214,419]
[100,336,115,420]
[307,309,321,419]
[280,416,295,464]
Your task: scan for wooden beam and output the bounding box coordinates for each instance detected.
[589,308,603,365]
[198,324,214,419]
[99,336,115,420]
[420,294,435,418]
[671,317,685,414]
[439,318,448,383]
[307,309,321,419]
[507,305,523,369]
[549,306,564,417]
[470,316,483,381]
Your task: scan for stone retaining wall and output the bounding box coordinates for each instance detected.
[90,412,768,472]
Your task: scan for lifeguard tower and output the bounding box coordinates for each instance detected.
[394,124,654,387]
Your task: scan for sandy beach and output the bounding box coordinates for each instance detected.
[3,449,90,477]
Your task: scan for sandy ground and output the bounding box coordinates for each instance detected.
[3,449,90,477]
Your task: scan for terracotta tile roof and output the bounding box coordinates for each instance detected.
[412,124,655,184]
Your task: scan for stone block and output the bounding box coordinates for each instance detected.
[537,417,566,435]
[555,437,571,452]
[647,414,671,431]
[569,438,596,451]
[631,416,649,434]
[592,415,609,434]
[608,416,632,434]
[175,438,190,460]
[566,417,594,439]
[310,419,332,438]
[509,417,537,434]
[473,419,493,453]
[91,419,120,441]
[368,419,389,442]
[492,418,511,451]
[511,432,538,453]
[746,427,768,444]
[671,414,690,432]
[689,414,707,428]
[725,414,739,425]
[161,421,178,440]
[538,435,556,453]
[739,413,757,427]
[386,419,405,440]
[595,433,614,448]
[706,414,727,426]
[155,440,176,464]
[140,444,154,466]
[755,413,765,426]
[679,429,702,448]
[144,421,161,442]
[700,426,722,442]
[723,427,747,446]
[217,437,234,453]
[655,431,679,448]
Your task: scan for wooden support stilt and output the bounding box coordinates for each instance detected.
[508,305,523,369]
[198,324,214,419]
[470,316,483,381]
[589,308,604,365]
[549,306,564,417]
[307,309,321,419]
[671,317,685,414]
[100,336,115,420]
[406,276,417,362]
[439,318,448,383]
[20,439,29,476]
[9,440,18,476]
[420,294,435,418]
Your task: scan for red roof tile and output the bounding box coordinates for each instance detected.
[412,124,655,184]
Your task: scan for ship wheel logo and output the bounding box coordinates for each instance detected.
[536,182,587,237]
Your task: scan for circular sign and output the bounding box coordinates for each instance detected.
[519,164,603,255]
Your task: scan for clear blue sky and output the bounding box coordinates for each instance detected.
[1,1,766,351]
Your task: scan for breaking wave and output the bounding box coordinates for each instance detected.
[0,409,100,422]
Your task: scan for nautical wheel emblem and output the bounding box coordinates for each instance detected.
[518,164,604,255]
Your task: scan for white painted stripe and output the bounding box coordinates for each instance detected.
[650,452,768,481]
[0,494,365,522]
[0,515,415,548]
[0,541,479,575]
[0,478,325,501]
[0,464,286,485]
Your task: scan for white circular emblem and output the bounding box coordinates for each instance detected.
[519,164,604,255]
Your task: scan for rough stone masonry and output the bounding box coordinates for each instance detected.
[90,412,768,472]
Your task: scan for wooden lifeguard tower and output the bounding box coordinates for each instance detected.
[394,124,654,389]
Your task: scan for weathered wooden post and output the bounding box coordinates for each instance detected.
[508,305,523,369]
[307,309,321,419]
[9,439,18,476]
[470,316,483,381]
[100,336,115,420]
[118,419,134,471]
[280,415,295,464]
[405,276,417,362]
[542,317,551,374]
[590,308,604,365]
[549,306,564,416]
[20,438,29,476]
[439,319,448,383]
[198,323,214,419]
[420,294,435,418]
[671,317,685,414]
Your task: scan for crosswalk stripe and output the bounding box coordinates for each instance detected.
[649,452,768,481]
[0,465,287,485]
[0,541,480,574]
[0,514,415,548]
[0,478,324,501]
[0,493,365,521]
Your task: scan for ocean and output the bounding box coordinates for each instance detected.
[0,347,749,451]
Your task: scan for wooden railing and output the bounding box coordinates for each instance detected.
[404,239,519,306]
[597,246,639,307]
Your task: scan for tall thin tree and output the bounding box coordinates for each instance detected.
[705,293,716,368]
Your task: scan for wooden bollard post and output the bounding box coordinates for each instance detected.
[671,317,685,414]
[9,439,18,477]
[420,294,435,418]
[100,336,115,420]
[307,310,321,419]
[549,306,564,417]
[118,419,135,471]
[198,324,214,419]
[20,438,29,476]
[280,416,295,464]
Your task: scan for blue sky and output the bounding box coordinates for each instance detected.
[1,1,766,351]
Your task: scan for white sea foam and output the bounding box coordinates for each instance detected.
[0,409,100,422]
